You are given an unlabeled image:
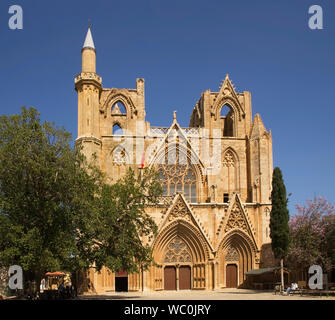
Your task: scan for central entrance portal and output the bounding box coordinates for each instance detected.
[164,265,192,290]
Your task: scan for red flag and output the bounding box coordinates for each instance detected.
[141,151,145,168]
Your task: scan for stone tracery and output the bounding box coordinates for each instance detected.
[157,162,197,203]
[168,197,191,222]
[225,203,249,234]
[164,237,192,263]
[223,151,235,167]
[225,246,239,261]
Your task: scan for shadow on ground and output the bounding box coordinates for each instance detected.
[78,295,140,300]
[219,290,273,295]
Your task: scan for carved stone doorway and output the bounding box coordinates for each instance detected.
[164,266,176,290]
[179,266,191,290]
[226,264,238,288]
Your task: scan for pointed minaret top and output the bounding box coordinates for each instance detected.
[83,28,95,50]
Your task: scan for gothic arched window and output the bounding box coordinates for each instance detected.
[220,104,234,137]
[157,161,197,203]
[112,123,123,135]
[111,101,126,115]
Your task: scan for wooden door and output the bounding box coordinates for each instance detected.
[226,264,238,288]
[164,266,176,290]
[179,266,191,290]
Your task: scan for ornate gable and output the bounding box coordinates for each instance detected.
[168,196,192,222]
[157,194,214,252]
[212,75,245,120]
[216,193,257,242]
[224,202,250,234]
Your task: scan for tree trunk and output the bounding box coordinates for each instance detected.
[280,259,284,293]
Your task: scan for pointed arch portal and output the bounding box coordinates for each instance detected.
[218,230,256,288]
[153,219,209,290]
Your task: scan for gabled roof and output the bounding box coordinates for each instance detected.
[216,193,258,250]
[212,74,245,120]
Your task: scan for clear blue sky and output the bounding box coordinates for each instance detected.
[1,0,334,214]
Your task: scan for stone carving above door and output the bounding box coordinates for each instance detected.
[225,203,249,234]
[164,237,192,263]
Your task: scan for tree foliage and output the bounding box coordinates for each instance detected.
[269,167,290,260]
[0,107,161,281]
[287,196,335,272]
[89,168,162,273]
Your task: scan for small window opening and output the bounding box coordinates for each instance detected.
[223,193,229,203]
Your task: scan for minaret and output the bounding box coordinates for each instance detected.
[75,27,102,164]
[82,28,96,73]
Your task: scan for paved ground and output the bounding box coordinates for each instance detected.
[78,288,335,300]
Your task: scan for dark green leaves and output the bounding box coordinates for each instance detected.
[269,167,290,260]
[0,107,161,279]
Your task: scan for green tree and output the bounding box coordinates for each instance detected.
[0,107,161,292]
[269,167,290,292]
[0,107,103,283]
[89,167,162,274]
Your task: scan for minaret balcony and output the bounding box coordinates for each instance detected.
[74,72,102,85]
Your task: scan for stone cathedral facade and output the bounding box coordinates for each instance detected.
[75,28,273,293]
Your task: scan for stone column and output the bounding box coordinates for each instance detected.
[142,270,149,292]
[215,261,220,289]
[176,264,180,291]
